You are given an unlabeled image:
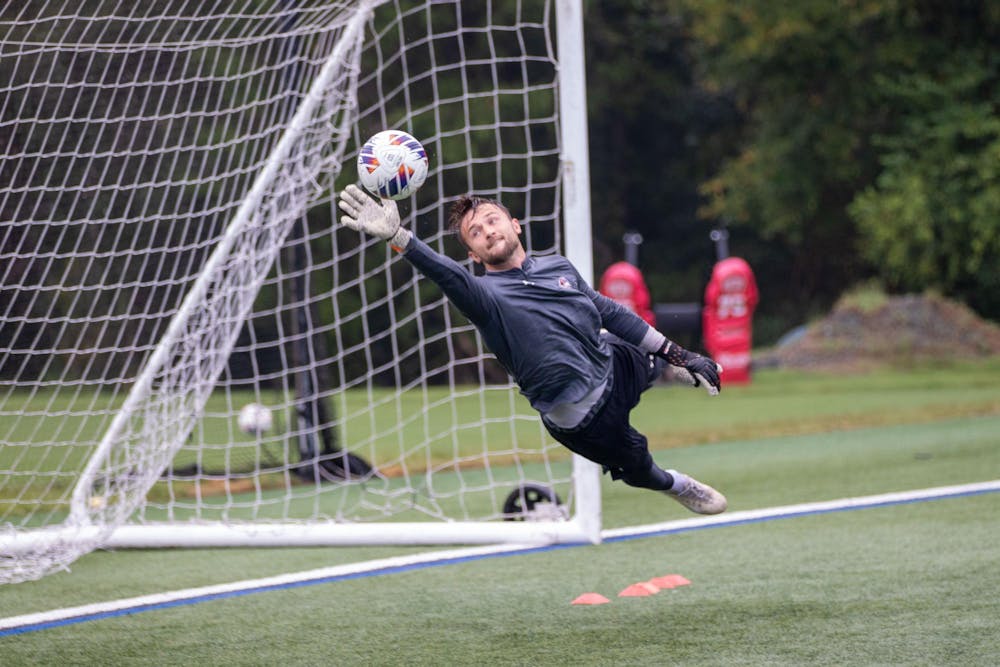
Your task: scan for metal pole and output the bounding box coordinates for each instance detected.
[557,0,601,545]
[623,231,643,266]
[710,227,730,262]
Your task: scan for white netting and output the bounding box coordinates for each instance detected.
[0,0,588,583]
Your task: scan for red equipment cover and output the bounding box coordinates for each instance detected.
[703,257,758,383]
[599,261,656,326]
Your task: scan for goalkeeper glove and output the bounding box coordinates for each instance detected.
[338,184,412,250]
[655,341,723,396]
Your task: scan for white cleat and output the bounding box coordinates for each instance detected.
[664,471,727,515]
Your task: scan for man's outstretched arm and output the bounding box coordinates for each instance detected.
[579,275,723,395]
[338,185,492,326]
[653,339,723,395]
[338,183,412,250]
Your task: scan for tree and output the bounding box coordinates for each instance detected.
[676,0,1000,323]
[849,55,1000,318]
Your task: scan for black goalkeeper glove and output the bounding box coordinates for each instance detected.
[655,341,723,396]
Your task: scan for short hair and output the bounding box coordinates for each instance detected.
[447,195,512,248]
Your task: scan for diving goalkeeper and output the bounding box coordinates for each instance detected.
[338,186,727,514]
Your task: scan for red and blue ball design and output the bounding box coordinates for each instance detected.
[357,130,429,200]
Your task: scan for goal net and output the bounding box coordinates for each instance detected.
[0,0,598,583]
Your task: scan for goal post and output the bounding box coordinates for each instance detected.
[554,0,602,545]
[0,0,600,583]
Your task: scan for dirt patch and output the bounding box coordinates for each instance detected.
[757,293,1000,371]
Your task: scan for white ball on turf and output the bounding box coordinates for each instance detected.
[238,402,272,434]
[357,130,428,200]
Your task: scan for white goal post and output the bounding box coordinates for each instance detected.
[0,0,599,583]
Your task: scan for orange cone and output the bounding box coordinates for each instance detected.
[571,593,610,605]
[618,583,656,597]
[650,574,691,589]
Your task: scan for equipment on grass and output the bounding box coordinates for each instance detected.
[703,257,759,384]
[503,484,566,521]
[357,130,429,200]
[238,403,274,435]
[0,0,599,584]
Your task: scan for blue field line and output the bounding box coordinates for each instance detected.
[2,481,998,637]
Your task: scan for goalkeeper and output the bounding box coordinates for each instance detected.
[339,186,727,514]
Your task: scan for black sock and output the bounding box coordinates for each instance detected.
[620,464,673,491]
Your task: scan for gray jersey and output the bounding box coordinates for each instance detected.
[403,236,654,413]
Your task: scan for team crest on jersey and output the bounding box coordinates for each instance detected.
[557,276,572,289]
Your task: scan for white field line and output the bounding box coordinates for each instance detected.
[602,479,1000,540]
[0,543,535,633]
[2,479,998,634]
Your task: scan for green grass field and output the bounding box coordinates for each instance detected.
[2,361,999,665]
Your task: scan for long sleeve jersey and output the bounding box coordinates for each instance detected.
[402,236,664,414]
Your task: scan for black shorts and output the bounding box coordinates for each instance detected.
[543,339,661,479]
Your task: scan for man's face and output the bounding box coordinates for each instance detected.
[459,203,523,268]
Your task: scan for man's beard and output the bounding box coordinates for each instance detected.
[481,236,518,265]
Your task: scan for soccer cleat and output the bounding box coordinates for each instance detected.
[664,471,727,515]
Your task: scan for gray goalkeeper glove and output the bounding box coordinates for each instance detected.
[338,184,412,250]
[655,341,723,396]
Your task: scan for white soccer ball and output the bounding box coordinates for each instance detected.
[238,402,272,434]
[356,129,428,200]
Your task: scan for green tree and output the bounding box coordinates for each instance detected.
[676,0,1000,323]
[849,57,1000,317]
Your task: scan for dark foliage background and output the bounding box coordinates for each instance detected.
[584,0,1000,345]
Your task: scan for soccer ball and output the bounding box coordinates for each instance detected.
[356,130,428,200]
[238,402,272,435]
